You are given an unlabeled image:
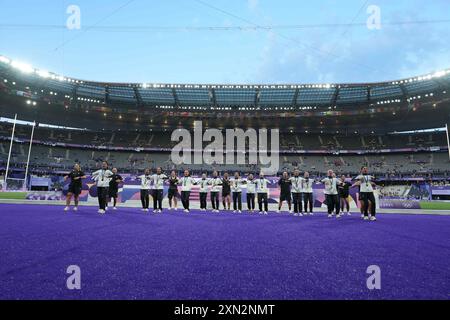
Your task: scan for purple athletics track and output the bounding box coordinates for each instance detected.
[0,203,448,300]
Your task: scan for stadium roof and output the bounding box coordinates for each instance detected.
[1,54,450,109]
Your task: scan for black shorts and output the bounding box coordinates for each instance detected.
[108,189,118,198]
[68,184,82,196]
[280,192,291,202]
[340,192,349,199]
[360,192,374,202]
[168,188,179,199]
[222,191,231,197]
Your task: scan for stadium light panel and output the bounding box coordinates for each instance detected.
[432,71,446,78]
[36,70,50,78]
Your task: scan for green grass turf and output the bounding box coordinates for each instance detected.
[0,192,27,200]
[420,201,450,210]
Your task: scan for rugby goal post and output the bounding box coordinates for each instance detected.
[3,114,36,191]
[446,123,450,161]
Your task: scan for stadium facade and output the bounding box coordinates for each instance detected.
[0,55,449,189]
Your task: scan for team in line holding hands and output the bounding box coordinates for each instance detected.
[64,161,377,221]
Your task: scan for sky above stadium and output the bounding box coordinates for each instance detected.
[0,0,449,84]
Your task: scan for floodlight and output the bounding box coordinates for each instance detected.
[11,60,34,73]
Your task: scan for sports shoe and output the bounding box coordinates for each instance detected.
[174,207,178,211]
[73,207,78,211]
[347,212,351,216]
[364,216,369,220]
[64,206,69,211]
[299,213,303,217]
[263,211,268,215]
[112,207,117,210]
[184,209,189,213]
[361,214,364,218]
[98,209,105,214]
[276,209,280,213]
[294,213,298,216]
[370,216,377,221]
[238,210,241,213]
[336,214,341,218]
[328,214,332,218]
[289,210,293,214]
[105,207,109,211]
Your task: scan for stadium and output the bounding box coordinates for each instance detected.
[0,1,449,304]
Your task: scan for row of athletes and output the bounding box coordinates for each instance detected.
[64,161,377,221]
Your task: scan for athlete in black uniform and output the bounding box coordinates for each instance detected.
[222,172,231,210]
[64,163,86,212]
[107,168,123,210]
[338,175,351,216]
[277,171,292,213]
[167,170,179,211]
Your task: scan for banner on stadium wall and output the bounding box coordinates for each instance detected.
[377,199,421,209]
[431,186,450,196]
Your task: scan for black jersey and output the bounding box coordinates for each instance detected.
[109,174,123,191]
[222,179,231,194]
[168,177,179,190]
[338,181,351,198]
[278,178,291,194]
[68,170,85,188]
